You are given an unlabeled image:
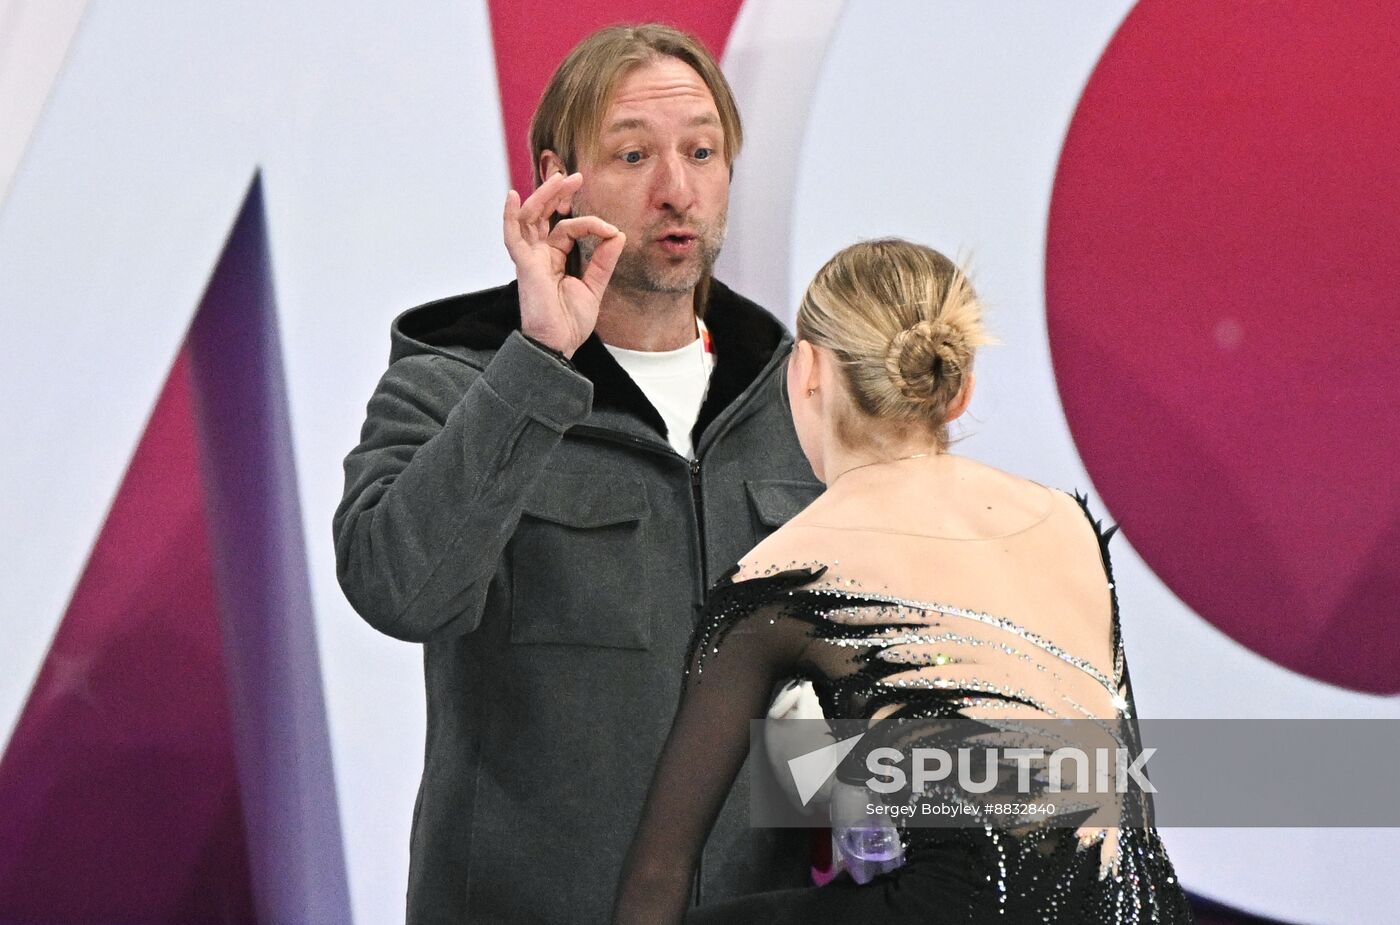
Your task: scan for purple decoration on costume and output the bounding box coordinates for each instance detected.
[833,824,905,885]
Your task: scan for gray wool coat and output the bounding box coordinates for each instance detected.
[334,279,824,924]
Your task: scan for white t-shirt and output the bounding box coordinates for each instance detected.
[602,317,715,459]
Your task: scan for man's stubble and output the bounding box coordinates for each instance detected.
[578,208,728,300]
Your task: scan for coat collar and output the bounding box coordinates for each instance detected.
[395,279,791,448]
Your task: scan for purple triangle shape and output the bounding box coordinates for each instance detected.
[187,172,353,924]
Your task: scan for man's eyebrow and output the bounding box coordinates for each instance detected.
[603,117,649,134]
[601,113,722,134]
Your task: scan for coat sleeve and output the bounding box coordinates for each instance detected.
[333,331,593,642]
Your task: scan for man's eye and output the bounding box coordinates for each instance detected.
[694,147,714,161]
[622,150,643,164]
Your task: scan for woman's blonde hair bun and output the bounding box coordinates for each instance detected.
[796,238,994,450]
[885,317,967,405]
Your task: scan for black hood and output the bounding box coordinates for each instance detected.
[389,279,792,445]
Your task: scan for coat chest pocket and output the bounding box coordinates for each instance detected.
[510,473,652,649]
[745,479,824,543]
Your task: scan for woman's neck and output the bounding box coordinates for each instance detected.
[822,442,951,487]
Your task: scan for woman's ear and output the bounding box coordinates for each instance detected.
[791,339,819,397]
[946,371,977,422]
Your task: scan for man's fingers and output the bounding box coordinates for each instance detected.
[547,215,620,253]
[516,171,564,227]
[519,171,582,227]
[559,171,583,196]
[554,173,581,216]
[503,189,524,252]
[536,215,624,299]
[581,227,625,299]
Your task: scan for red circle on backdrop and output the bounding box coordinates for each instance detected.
[1046,0,1400,693]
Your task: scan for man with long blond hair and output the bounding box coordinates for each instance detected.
[334,23,822,923]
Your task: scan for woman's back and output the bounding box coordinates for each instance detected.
[615,464,1191,923]
[737,453,1121,721]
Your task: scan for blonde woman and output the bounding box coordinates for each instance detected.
[613,239,1193,923]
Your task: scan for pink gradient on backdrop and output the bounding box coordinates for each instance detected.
[0,350,258,922]
[1047,0,1400,693]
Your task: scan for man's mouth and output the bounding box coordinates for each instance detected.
[657,231,698,255]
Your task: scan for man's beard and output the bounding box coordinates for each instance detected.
[579,211,727,295]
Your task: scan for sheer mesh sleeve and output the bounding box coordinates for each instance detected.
[611,567,827,925]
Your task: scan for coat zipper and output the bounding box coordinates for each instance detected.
[572,425,708,906]
[691,450,706,907]
[691,453,711,901]
[689,457,705,576]
[691,459,705,906]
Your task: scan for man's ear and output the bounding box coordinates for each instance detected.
[537,150,567,184]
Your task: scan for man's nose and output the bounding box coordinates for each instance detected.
[651,151,695,212]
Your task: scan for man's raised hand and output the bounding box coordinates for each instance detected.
[503,171,625,358]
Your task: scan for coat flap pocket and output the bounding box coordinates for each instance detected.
[522,472,649,528]
[745,479,823,528]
